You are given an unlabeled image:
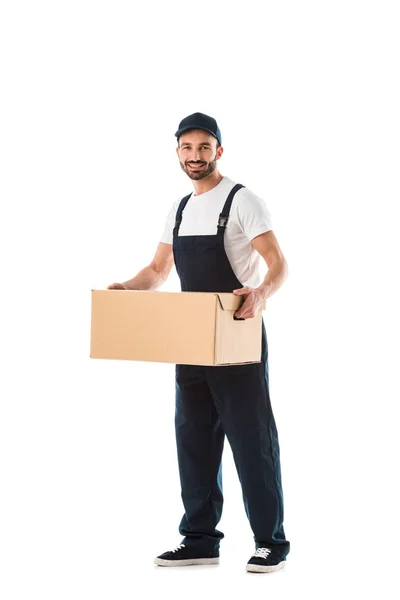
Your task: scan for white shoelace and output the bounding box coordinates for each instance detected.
[171,544,185,553]
[252,547,271,559]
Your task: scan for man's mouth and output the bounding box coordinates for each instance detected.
[188,163,205,169]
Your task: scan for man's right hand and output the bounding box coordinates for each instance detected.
[107,283,128,290]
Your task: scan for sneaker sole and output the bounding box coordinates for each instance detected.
[154,557,220,567]
[246,560,286,573]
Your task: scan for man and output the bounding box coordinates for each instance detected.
[108,112,290,573]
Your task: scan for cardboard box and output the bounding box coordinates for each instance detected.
[90,290,266,366]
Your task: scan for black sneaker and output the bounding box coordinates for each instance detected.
[246,546,286,573]
[154,543,220,567]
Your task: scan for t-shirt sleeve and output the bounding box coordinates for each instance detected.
[236,189,273,241]
[159,199,180,245]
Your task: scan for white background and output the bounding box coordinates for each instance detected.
[1,1,399,598]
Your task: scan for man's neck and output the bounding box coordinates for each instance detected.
[192,172,224,196]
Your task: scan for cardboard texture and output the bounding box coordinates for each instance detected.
[90,290,266,366]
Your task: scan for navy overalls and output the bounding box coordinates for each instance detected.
[172,183,290,559]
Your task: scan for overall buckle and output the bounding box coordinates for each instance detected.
[218,213,229,228]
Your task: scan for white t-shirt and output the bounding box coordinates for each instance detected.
[160,175,273,288]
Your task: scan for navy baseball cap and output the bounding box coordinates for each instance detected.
[175,112,222,145]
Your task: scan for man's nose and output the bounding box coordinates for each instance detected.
[190,150,202,162]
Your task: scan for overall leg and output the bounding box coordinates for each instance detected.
[175,363,225,552]
[205,324,290,558]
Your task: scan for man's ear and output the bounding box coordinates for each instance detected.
[216,146,224,160]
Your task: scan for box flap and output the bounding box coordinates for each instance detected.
[215,293,266,311]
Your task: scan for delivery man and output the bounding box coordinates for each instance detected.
[108,112,290,573]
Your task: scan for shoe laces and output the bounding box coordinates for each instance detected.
[252,547,271,559]
[171,544,185,553]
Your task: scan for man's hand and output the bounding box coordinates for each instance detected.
[232,286,265,319]
[107,283,128,290]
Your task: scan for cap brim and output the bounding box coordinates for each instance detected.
[175,126,219,143]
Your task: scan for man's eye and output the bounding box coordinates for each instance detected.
[182,146,209,150]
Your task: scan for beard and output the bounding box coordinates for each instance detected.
[179,154,218,180]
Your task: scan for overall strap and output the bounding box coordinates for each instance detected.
[217,183,245,231]
[173,193,192,234]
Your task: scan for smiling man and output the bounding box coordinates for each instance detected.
[107,112,290,573]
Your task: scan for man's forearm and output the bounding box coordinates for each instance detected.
[123,265,165,290]
[257,259,288,301]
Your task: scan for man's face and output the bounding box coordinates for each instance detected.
[176,130,223,180]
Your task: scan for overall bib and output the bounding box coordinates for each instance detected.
[172,183,290,559]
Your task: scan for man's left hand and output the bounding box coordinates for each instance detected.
[232,286,265,319]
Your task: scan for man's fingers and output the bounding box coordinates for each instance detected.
[107,283,124,289]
